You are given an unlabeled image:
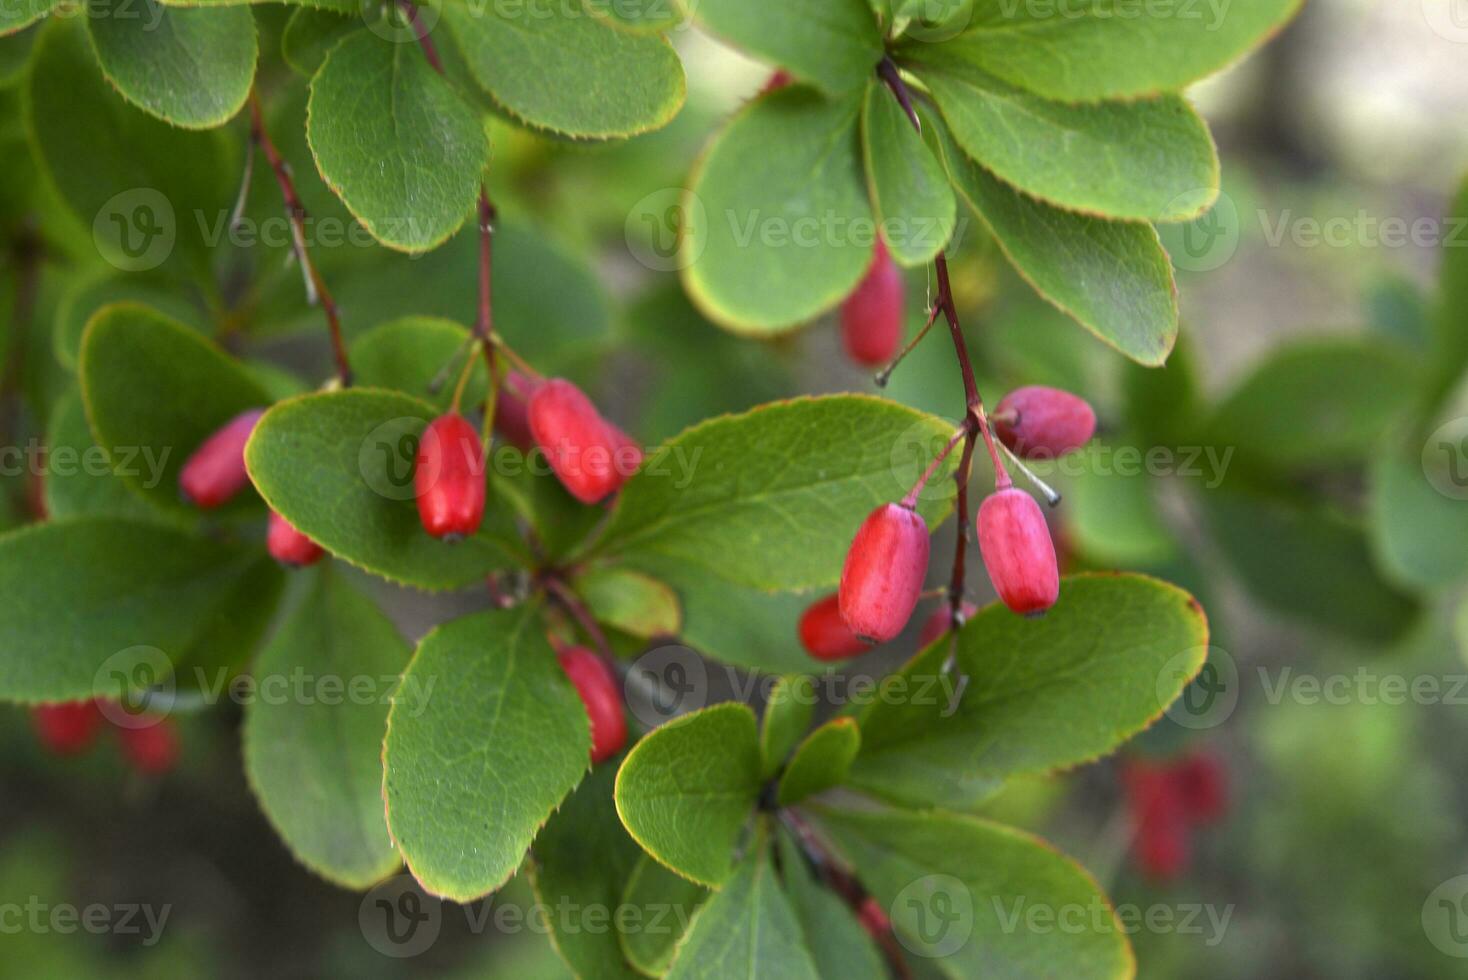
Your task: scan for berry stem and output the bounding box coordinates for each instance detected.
[247,90,352,388]
[544,575,620,681]
[900,424,969,510]
[874,298,942,388]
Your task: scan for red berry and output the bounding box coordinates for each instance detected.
[798,594,870,661]
[528,379,633,505]
[916,601,980,647]
[558,646,627,764]
[857,896,890,938]
[1123,760,1190,882]
[267,511,324,568]
[760,69,793,94]
[1174,752,1228,825]
[415,413,486,540]
[840,240,904,367]
[32,701,103,755]
[179,408,264,509]
[993,386,1096,460]
[494,371,538,452]
[838,503,929,644]
[117,717,180,775]
[977,488,1059,616]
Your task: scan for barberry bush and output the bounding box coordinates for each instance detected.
[16,0,1468,976]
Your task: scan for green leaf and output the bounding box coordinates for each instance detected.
[171,549,285,692]
[307,31,487,252]
[1,0,57,37]
[53,272,208,371]
[384,605,590,902]
[682,87,874,333]
[846,574,1207,811]
[618,854,709,976]
[775,829,886,979]
[348,316,487,413]
[1202,486,1420,645]
[0,519,261,701]
[573,566,682,639]
[926,106,1177,365]
[85,0,256,129]
[926,0,1303,102]
[911,55,1217,222]
[530,762,644,980]
[79,303,271,514]
[44,389,174,524]
[665,843,821,980]
[777,717,860,805]
[760,676,816,779]
[26,19,234,279]
[1370,449,1468,590]
[243,569,408,889]
[1062,452,1175,566]
[493,450,606,563]
[280,7,358,77]
[1207,338,1419,469]
[440,1,685,139]
[614,702,761,887]
[860,81,955,267]
[817,807,1131,977]
[690,0,881,94]
[0,24,39,83]
[245,389,526,590]
[591,395,955,592]
[1430,173,1468,410]
[585,0,686,34]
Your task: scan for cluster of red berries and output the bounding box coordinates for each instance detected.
[31,701,180,775]
[798,385,1095,660]
[1121,751,1228,882]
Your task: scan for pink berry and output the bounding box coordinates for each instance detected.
[32,701,103,756]
[916,601,980,647]
[179,408,264,508]
[494,371,538,452]
[267,511,324,568]
[529,379,632,504]
[798,594,870,661]
[117,717,180,775]
[415,413,486,540]
[840,240,904,367]
[993,386,1096,460]
[838,503,929,644]
[558,646,627,764]
[977,488,1059,616]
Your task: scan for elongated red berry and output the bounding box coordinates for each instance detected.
[799,594,870,661]
[117,717,180,775]
[179,408,264,508]
[840,240,904,367]
[558,646,627,764]
[917,601,980,646]
[1174,752,1228,824]
[267,511,324,568]
[32,701,103,755]
[977,488,1059,616]
[605,420,645,482]
[529,379,630,504]
[839,503,930,644]
[1123,760,1190,882]
[494,371,538,452]
[415,413,485,540]
[993,386,1096,459]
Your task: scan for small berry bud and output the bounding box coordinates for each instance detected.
[267,511,324,568]
[857,896,890,938]
[1174,752,1228,825]
[798,594,870,661]
[494,371,538,452]
[840,240,904,368]
[32,701,103,756]
[118,718,180,775]
[839,503,930,644]
[916,601,980,647]
[760,69,793,94]
[977,488,1059,616]
[179,408,265,508]
[993,386,1096,459]
[529,379,635,504]
[415,413,486,540]
[558,646,627,764]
